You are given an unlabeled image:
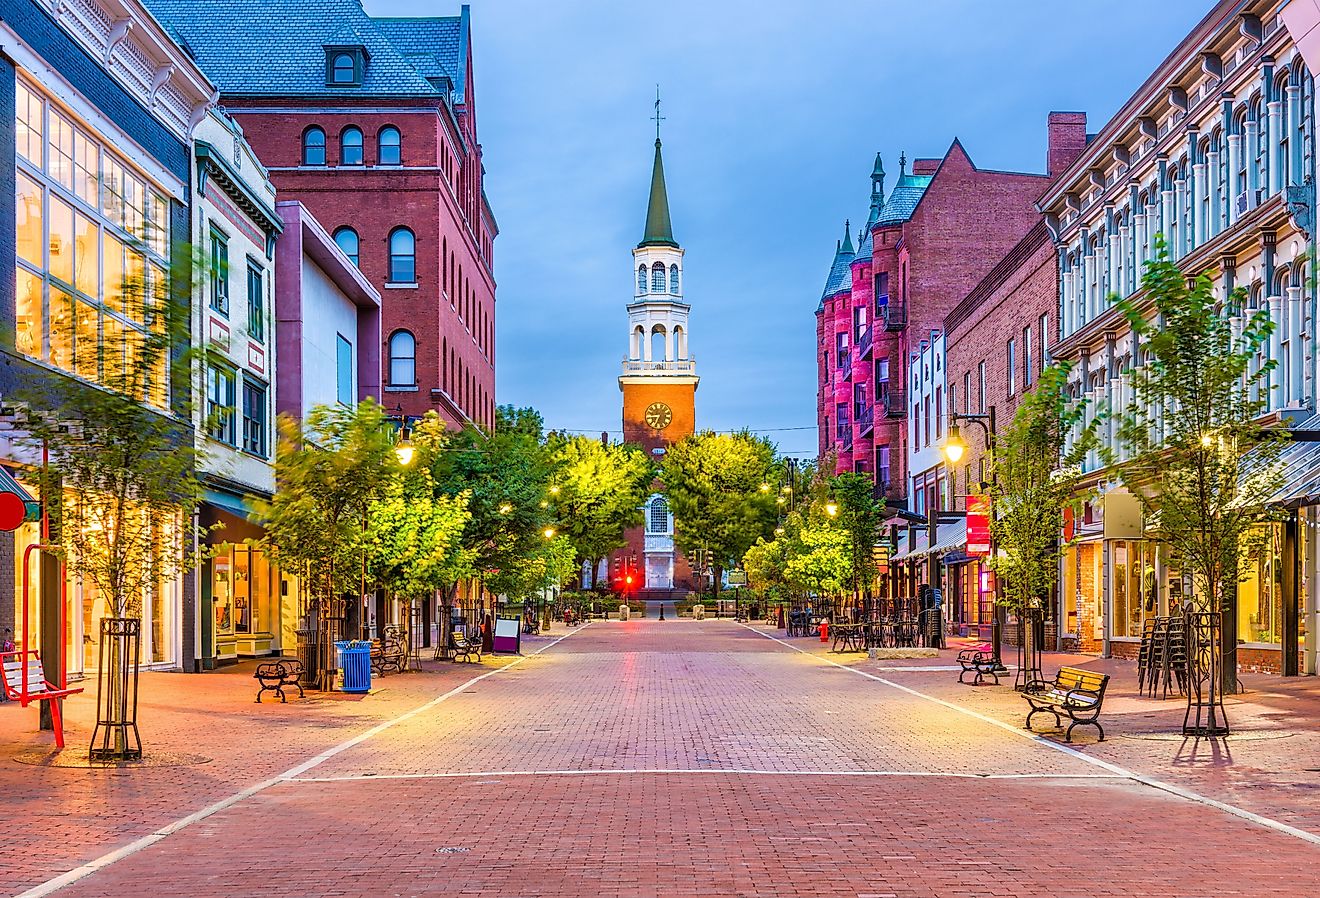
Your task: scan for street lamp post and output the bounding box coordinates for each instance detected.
[942,407,1002,669]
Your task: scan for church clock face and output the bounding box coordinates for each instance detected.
[644,402,673,430]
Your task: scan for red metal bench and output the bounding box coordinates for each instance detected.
[2,649,83,748]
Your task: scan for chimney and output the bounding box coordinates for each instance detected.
[1047,111,1087,178]
[912,158,941,176]
[601,431,610,447]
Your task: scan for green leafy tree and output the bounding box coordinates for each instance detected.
[827,472,886,605]
[988,363,1093,618]
[661,431,779,596]
[14,244,203,755]
[367,442,474,608]
[428,405,555,602]
[1114,239,1287,693]
[782,514,851,597]
[744,534,789,599]
[548,435,655,580]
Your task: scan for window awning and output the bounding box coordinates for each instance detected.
[0,466,41,523]
[891,519,966,562]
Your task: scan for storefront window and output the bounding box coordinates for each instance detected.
[213,544,274,639]
[13,77,171,408]
[1112,540,1159,638]
[1239,524,1284,645]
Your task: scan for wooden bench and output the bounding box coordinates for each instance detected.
[371,626,408,675]
[1,649,83,748]
[448,625,482,663]
[1023,666,1111,742]
[253,658,305,703]
[957,643,1000,686]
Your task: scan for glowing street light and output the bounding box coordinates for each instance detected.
[543,526,557,539]
[759,483,771,493]
[942,423,969,464]
[394,435,415,467]
[499,503,512,515]
[825,502,839,517]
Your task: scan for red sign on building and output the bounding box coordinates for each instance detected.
[967,494,991,556]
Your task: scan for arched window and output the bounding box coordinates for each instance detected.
[651,262,665,292]
[637,265,647,294]
[378,126,401,165]
[302,127,326,165]
[631,325,644,360]
[388,227,415,283]
[670,264,679,294]
[341,127,363,165]
[333,227,359,266]
[331,53,355,84]
[650,324,667,362]
[673,325,686,359]
[389,330,416,386]
[648,496,669,533]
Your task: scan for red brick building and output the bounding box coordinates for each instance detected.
[148,0,496,430]
[818,119,1082,510]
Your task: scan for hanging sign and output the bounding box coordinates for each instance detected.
[967,494,991,556]
[872,543,891,574]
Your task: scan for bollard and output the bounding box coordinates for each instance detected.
[619,603,630,622]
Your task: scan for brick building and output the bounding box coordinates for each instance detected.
[147,0,497,430]
[1038,0,1317,675]
[817,125,1077,510]
[939,222,1061,634]
[3,0,213,671]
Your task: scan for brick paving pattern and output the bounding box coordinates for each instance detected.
[4,619,1320,897]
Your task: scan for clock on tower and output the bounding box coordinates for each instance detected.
[619,130,697,454]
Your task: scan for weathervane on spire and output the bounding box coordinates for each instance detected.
[652,85,665,142]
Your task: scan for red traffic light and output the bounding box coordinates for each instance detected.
[625,575,634,585]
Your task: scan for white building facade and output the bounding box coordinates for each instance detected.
[1039,0,1319,674]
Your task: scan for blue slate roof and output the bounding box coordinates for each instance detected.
[853,227,873,264]
[876,172,933,226]
[376,16,466,102]
[819,241,855,305]
[144,0,465,99]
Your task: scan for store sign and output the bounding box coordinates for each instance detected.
[967,494,991,556]
[1062,506,1075,543]
[727,569,748,586]
[872,543,891,574]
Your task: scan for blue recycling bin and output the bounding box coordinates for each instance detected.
[335,640,372,693]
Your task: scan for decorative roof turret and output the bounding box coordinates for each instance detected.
[818,221,856,308]
[865,152,886,229]
[876,150,935,227]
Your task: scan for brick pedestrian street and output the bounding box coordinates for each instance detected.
[4,619,1320,897]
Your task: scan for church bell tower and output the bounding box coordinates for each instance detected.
[618,107,698,593]
[620,135,698,452]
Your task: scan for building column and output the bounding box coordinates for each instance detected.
[1268,100,1284,195]
[1227,135,1243,224]
[1270,293,1285,410]
[1192,161,1208,247]
[1245,120,1261,209]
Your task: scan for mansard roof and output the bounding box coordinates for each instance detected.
[145,0,465,99]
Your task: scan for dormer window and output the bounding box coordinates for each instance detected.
[324,46,368,87]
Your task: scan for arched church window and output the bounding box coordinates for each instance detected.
[652,262,665,292]
[638,265,648,293]
[670,264,679,293]
[648,496,669,533]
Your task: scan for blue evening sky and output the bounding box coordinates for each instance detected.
[367,0,1207,454]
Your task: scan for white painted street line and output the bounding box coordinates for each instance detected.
[741,623,1320,848]
[289,768,1125,783]
[11,625,589,898]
